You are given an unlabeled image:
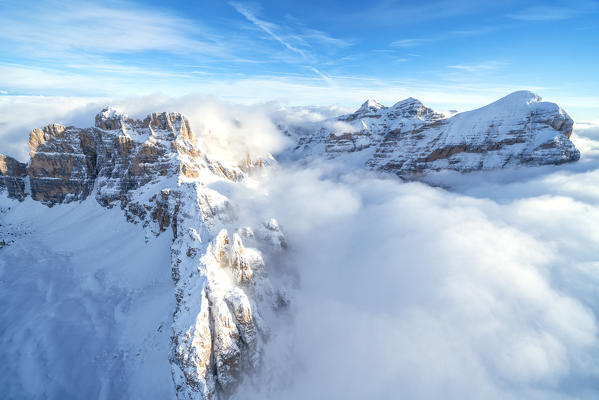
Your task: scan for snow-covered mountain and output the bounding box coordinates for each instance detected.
[285,90,579,175]
[0,91,583,399]
[1,107,288,399]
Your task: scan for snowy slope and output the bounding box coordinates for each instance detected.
[0,196,175,399]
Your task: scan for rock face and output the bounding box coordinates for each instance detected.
[0,155,27,200]
[0,107,284,400]
[289,91,579,175]
[25,107,240,206]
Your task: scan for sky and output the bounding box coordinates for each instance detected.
[0,0,598,121]
[2,1,599,396]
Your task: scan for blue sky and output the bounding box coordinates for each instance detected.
[0,0,598,119]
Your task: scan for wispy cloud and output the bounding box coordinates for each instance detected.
[309,67,334,85]
[448,61,507,73]
[229,1,306,57]
[228,1,337,86]
[390,24,502,49]
[390,38,429,48]
[508,3,596,21]
[300,28,353,48]
[0,0,225,56]
[338,0,498,26]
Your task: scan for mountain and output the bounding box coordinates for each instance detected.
[286,90,579,175]
[0,107,287,399]
[0,91,581,399]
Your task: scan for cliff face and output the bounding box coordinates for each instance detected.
[290,91,579,175]
[0,107,284,400]
[0,154,27,200]
[24,107,240,206]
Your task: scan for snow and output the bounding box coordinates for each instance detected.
[0,196,175,399]
[98,106,126,121]
[356,99,385,113]
[390,97,423,108]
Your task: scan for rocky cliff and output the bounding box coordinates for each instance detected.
[0,107,285,400]
[0,154,27,201]
[288,91,579,176]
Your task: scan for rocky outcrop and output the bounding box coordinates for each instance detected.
[0,155,27,200]
[290,91,580,175]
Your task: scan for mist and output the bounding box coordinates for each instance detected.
[229,124,599,399]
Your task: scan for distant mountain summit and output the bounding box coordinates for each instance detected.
[288,90,579,175]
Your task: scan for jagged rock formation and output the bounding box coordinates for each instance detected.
[289,91,579,175]
[23,107,244,206]
[0,107,285,400]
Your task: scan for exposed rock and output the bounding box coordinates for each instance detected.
[27,124,98,204]
[289,90,580,176]
[0,155,27,200]
[8,107,254,206]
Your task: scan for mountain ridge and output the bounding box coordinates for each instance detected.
[287,90,579,176]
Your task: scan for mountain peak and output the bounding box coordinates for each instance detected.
[95,106,128,130]
[495,90,542,105]
[473,90,548,118]
[356,99,384,113]
[391,97,424,109]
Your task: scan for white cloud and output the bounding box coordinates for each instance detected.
[390,38,429,48]
[0,95,107,161]
[300,28,353,48]
[0,0,224,56]
[448,61,507,73]
[228,2,336,85]
[227,121,599,399]
[508,4,595,21]
[0,94,289,165]
[229,1,306,57]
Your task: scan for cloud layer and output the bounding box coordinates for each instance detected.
[228,123,599,399]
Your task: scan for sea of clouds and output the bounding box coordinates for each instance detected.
[1,95,598,399]
[230,121,599,399]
